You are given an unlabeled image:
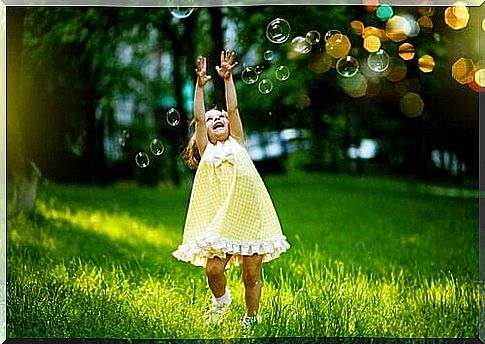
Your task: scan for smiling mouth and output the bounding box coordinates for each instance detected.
[213,122,224,130]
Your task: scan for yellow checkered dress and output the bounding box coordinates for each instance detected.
[173,136,290,267]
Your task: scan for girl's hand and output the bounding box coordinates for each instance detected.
[196,56,211,87]
[216,51,238,79]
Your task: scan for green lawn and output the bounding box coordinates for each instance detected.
[6,172,479,339]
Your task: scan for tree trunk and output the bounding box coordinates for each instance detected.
[7,7,41,218]
[208,7,224,110]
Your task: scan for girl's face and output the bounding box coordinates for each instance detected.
[206,110,229,143]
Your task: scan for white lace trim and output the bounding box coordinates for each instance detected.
[172,234,291,267]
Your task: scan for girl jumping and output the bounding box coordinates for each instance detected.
[172,51,290,327]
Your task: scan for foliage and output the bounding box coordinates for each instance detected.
[12,5,480,185]
[7,173,478,338]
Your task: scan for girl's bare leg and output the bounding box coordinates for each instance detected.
[205,255,232,297]
[242,254,264,316]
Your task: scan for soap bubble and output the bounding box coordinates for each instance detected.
[149,138,165,156]
[275,65,291,81]
[263,50,274,61]
[336,56,360,78]
[305,30,321,45]
[291,36,312,54]
[255,65,265,74]
[241,67,259,84]
[135,152,150,168]
[118,130,130,147]
[166,108,181,126]
[169,7,194,19]
[258,79,274,94]
[266,18,291,44]
[324,29,342,42]
[367,49,390,72]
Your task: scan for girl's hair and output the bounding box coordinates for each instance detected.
[182,108,228,169]
[183,131,201,170]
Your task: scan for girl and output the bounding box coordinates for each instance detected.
[172,51,290,327]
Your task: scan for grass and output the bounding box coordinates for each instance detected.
[6,172,479,339]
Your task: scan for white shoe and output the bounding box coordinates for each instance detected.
[206,289,232,323]
[241,314,261,328]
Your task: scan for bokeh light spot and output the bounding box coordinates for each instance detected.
[339,73,368,98]
[326,34,352,59]
[400,92,424,117]
[386,57,407,83]
[308,52,332,74]
[444,3,470,30]
[418,7,435,17]
[350,20,365,35]
[399,43,415,60]
[474,68,485,87]
[266,18,291,44]
[418,16,434,30]
[363,35,381,53]
[451,58,475,85]
[363,0,379,12]
[386,15,410,42]
[418,54,435,73]
[376,5,394,21]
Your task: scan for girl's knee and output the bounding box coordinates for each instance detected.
[205,262,225,278]
[243,267,261,286]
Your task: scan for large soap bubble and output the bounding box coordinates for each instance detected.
[169,7,194,19]
[336,56,360,78]
[291,36,312,54]
[367,49,390,72]
[266,18,291,44]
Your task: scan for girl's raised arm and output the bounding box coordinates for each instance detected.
[216,51,244,145]
[194,56,211,155]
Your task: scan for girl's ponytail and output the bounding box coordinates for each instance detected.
[182,119,201,169]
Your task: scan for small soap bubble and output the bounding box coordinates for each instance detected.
[169,7,194,19]
[263,50,274,61]
[149,138,165,156]
[324,30,342,42]
[118,130,130,147]
[135,152,150,168]
[255,65,265,74]
[367,49,390,72]
[241,67,259,84]
[275,65,291,81]
[266,18,292,44]
[336,56,360,78]
[118,137,127,147]
[305,30,321,45]
[291,36,312,54]
[166,108,181,126]
[258,79,274,95]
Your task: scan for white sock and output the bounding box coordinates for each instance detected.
[214,289,231,304]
